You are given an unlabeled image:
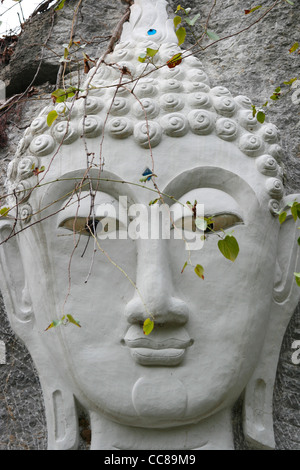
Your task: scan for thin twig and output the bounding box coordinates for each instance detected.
[56,0,84,89]
[99,6,132,62]
[87,225,154,321]
[186,0,282,56]
[0,8,56,118]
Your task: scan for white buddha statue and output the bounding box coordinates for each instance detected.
[0,0,299,450]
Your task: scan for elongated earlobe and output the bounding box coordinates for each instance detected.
[0,218,80,450]
[243,194,300,449]
[44,387,79,450]
[0,220,34,332]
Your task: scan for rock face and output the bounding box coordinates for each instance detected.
[0,0,127,96]
[0,0,299,450]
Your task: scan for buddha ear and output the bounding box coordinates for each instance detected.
[243,193,300,450]
[0,219,34,336]
[0,218,80,450]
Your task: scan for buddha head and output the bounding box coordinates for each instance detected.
[0,0,299,450]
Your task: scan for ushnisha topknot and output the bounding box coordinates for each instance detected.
[5,0,285,217]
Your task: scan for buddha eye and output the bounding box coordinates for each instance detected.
[206,213,243,233]
[59,217,91,235]
[59,217,121,236]
[173,213,242,234]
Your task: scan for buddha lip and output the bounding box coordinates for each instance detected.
[130,348,186,366]
[123,325,194,351]
[125,337,193,350]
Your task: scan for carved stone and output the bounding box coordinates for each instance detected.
[0,0,299,450]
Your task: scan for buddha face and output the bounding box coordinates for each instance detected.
[13,132,281,428]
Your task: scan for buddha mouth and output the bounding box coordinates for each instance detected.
[123,325,194,366]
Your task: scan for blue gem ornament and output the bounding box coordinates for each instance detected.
[147,28,157,36]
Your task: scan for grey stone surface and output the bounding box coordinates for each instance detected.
[0,293,47,450]
[0,0,127,96]
[274,305,300,450]
[0,0,299,450]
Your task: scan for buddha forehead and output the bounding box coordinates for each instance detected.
[6,40,285,221]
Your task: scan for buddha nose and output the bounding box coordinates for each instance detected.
[124,238,190,326]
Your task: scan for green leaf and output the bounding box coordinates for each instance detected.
[174,15,182,29]
[138,54,146,63]
[176,26,186,46]
[206,29,220,41]
[279,211,287,224]
[291,203,299,222]
[45,322,55,331]
[297,237,300,246]
[146,48,159,58]
[65,87,76,99]
[256,111,266,124]
[0,207,10,217]
[51,87,77,103]
[294,273,300,287]
[245,6,262,14]
[251,105,257,118]
[143,318,154,335]
[166,53,183,68]
[181,261,188,273]
[149,199,158,206]
[283,77,297,86]
[55,0,66,11]
[218,235,239,262]
[289,42,299,53]
[185,13,200,26]
[47,110,58,127]
[285,0,294,4]
[45,318,63,331]
[149,198,159,206]
[194,264,205,280]
[67,314,81,328]
[270,93,280,101]
[51,88,67,103]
